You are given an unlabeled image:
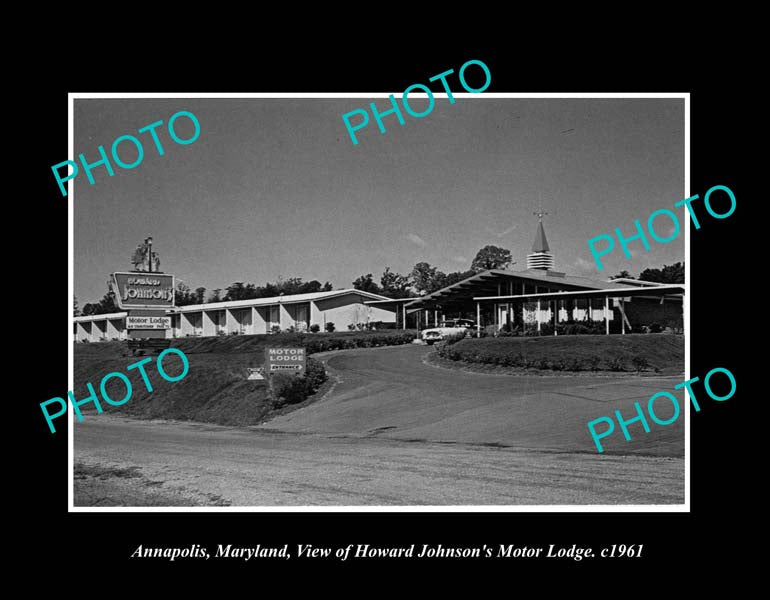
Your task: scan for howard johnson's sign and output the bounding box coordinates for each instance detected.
[112,272,175,309]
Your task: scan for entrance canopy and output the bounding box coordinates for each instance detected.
[404,268,665,310]
[474,284,684,303]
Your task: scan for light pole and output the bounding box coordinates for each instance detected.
[145,237,153,273]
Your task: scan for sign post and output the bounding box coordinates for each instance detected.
[112,239,175,341]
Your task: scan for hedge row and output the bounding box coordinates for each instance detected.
[302,331,417,354]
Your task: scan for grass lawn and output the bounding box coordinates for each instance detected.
[437,334,683,374]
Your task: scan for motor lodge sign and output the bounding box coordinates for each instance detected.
[126,316,172,330]
[266,347,306,373]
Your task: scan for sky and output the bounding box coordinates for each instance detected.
[73,97,684,304]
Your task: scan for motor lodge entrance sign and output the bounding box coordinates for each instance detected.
[266,348,306,373]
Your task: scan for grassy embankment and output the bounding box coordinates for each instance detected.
[74,331,417,426]
[434,334,684,375]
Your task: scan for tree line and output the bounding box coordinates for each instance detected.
[73,252,685,316]
[353,245,514,297]
[609,262,684,284]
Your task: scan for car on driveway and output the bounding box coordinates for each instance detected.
[421,319,476,344]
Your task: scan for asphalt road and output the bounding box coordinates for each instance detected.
[74,345,685,506]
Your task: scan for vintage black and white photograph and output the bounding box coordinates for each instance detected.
[70,94,686,508]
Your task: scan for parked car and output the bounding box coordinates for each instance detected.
[421,319,477,344]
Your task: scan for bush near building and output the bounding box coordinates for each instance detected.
[271,358,328,407]
[436,334,683,374]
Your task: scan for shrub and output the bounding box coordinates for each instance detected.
[309,324,320,333]
[271,373,308,406]
[270,325,281,334]
[605,357,626,371]
[304,357,328,390]
[271,357,328,408]
[631,355,649,371]
[586,356,602,371]
[325,322,335,332]
[648,323,663,333]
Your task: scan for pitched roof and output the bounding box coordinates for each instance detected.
[532,220,550,253]
[406,268,639,307]
[73,289,391,321]
[173,288,390,313]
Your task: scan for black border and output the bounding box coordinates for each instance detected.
[28,36,746,578]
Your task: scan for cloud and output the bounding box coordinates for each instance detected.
[485,223,518,238]
[406,233,427,247]
[451,255,468,264]
[573,256,599,274]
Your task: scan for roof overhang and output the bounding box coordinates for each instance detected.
[474,284,684,302]
[405,268,636,308]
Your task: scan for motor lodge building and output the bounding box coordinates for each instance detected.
[74,220,683,342]
[74,289,396,342]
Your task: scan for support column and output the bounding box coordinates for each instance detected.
[537,298,541,333]
[402,303,406,330]
[476,302,481,337]
[553,300,557,336]
[434,310,438,327]
[604,295,610,335]
[620,299,625,335]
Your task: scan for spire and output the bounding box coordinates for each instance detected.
[532,220,550,253]
[527,209,554,270]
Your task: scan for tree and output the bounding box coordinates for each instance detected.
[194,287,206,304]
[175,282,198,306]
[639,262,684,284]
[352,274,381,294]
[442,270,476,287]
[610,270,633,280]
[380,267,412,298]
[208,288,222,303]
[471,245,513,272]
[298,280,324,294]
[223,282,259,301]
[81,285,118,315]
[411,262,440,294]
[278,277,305,295]
[74,296,80,317]
[322,281,333,291]
[259,282,281,298]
